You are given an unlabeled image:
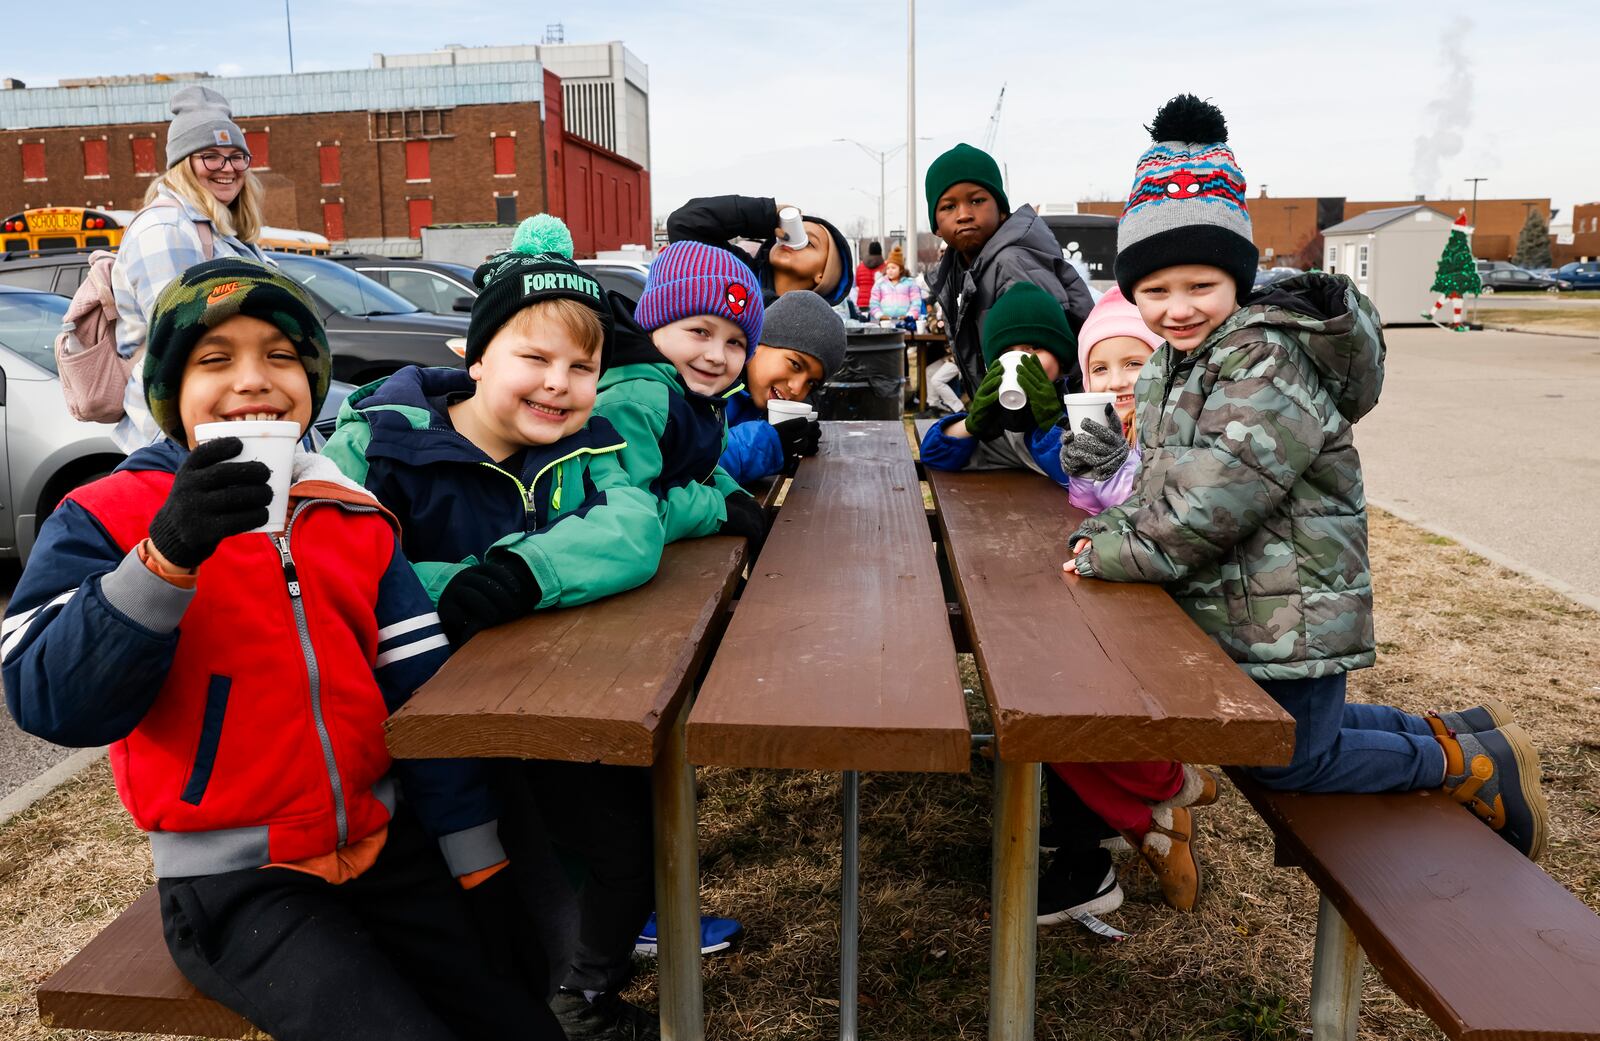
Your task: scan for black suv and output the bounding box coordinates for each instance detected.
[329,255,478,315]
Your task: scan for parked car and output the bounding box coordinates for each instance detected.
[576,259,648,306]
[267,253,471,383]
[0,285,123,561]
[1556,261,1600,289]
[1474,260,1571,294]
[0,249,96,295]
[329,255,478,314]
[1253,266,1302,290]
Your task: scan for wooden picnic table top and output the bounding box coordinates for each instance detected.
[386,535,748,766]
[926,466,1295,766]
[687,421,970,773]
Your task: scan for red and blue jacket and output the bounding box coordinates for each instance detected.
[1,440,503,879]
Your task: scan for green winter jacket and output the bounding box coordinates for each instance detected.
[1073,274,1385,681]
[593,360,747,545]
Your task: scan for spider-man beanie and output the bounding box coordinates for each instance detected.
[635,240,765,355]
[1114,95,1258,302]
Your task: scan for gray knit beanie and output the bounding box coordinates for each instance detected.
[1113,95,1258,302]
[166,86,248,168]
[759,291,847,380]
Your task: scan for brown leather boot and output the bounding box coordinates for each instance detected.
[1131,806,1202,912]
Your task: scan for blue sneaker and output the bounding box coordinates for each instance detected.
[633,913,743,957]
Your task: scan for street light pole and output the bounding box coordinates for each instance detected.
[905,0,917,276]
[1466,177,1488,228]
[836,139,907,247]
[284,0,296,74]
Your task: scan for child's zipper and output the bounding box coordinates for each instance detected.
[272,497,380,849]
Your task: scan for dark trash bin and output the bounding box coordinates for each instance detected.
[812,326,906,421]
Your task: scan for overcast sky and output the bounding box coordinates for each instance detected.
[9,1,1592,239]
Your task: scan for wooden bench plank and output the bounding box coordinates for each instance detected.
[386,537,747,766]
[38,888,263,1039]
[927,467,1294,766]
[1231,772,1600,1040]
[687,421,970,773]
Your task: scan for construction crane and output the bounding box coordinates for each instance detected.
[982,84,1007,151]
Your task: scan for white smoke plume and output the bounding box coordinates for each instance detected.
[1412,17,1474,196]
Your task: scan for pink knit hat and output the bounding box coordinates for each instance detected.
[1076,286,1165,380]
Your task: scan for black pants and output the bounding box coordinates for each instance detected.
[495,760,655,995]
[158,809,563,1041]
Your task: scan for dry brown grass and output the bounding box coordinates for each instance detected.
[1477,307,1600,335]
[2,508,1597,1041]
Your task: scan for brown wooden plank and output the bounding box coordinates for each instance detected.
[927,467,1294,765]
[1230,771,1600,1040]
[386,537,746,766]
[38,888,264,1039]
[687,421,969,773]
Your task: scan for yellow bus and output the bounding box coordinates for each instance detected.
[1,205,330,256]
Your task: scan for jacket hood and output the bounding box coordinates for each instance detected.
[1230,273,1386,423]
[929,204,1060,297]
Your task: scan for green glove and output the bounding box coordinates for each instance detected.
[1016,354,1064,431]
[963,361,1007,441]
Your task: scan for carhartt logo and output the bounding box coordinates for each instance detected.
[213,129,233,146]
[521,270,601,300]
[207,281,242,304]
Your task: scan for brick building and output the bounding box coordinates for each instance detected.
[0,55,651,257]
[1558,201,1600,264]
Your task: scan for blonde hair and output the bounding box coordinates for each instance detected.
[144,158,264,243]
[500,298,605,358]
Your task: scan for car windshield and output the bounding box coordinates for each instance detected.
[271,254,420,317]
[0,289,68,374]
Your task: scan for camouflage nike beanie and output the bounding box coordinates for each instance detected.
[144,257,331,441]
[1114,95,1259,302]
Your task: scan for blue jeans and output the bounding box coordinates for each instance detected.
[1246,674,1445,793]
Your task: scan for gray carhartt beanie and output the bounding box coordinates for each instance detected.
[759,291,847,380]
[166,86,248,168]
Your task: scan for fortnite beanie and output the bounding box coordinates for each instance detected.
[1113,95,1259,302]
[466,214,613,367]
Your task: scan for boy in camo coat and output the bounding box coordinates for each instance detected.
[1063,96,1549,862]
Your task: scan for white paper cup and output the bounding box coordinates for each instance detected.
[193,419,300,534]
[766,399,813,425]
[997,350,1030,411]
[777,206,807,251]
[1063,392,1118,435]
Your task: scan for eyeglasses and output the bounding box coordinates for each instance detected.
[193,151,252,172]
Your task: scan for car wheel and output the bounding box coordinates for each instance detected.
[1546,285,1560,294]
[1480,285,1494,295]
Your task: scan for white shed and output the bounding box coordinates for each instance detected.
[1321,205,1453,325]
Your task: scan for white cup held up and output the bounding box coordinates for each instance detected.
[192,419,300,534]
[1063,392,1119,436]
[766,398,815,425]
[996,350,1031,411]
[776,206,807,251]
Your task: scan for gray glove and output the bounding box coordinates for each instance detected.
[1059,404,1129,481]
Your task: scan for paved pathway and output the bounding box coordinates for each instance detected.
[1356,327,1600,609]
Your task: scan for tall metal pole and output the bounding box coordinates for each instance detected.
[878,154,887,249]
[284,0,296,74]
[905,0,917,276]
[1466,177,1488,229]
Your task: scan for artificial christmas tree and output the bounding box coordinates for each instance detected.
[1425,209,1480,331]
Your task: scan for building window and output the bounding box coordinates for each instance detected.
[20,141,45,182]
[131,136,158,176]
[493,135,516,177]
[1357,244,1370,279]
[407,197,434,239]
[405,140,430,182]
[319,144,341,185]
[495,194,517,224]
[244,130,270,169]
[1326,245,1337,271]
[82,138,109,178]
[370,109,452,142]
[322,201,346,242]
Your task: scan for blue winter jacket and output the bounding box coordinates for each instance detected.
[919,413,1070,486]
[719,390,785,487]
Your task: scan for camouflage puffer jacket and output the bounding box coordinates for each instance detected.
[1073,274,1385,681]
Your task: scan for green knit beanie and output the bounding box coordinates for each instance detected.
[981,282,1076,370]
[925,143,1009,229]
[144,257,330,442]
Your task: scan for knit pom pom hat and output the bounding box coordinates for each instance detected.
[636,240,765,354]
[465,214,613,367]
[144,258,330,441]
[1114,95,1259,302]
[1076,286,1166,383]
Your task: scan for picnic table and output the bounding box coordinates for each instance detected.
[904,331,948,412]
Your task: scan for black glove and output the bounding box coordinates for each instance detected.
[463,867,550,993]
[774,415,821,464]
[719,491,768,561]
[147,437,274,569]
[1059,404,1130,481]
[436,555,542,647]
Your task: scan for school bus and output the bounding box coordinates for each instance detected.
[0,205,330,256]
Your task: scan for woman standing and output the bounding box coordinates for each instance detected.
[111,85,267,451]
[868,246,924,325]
